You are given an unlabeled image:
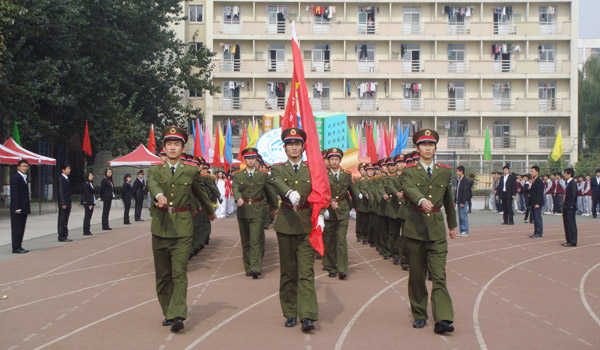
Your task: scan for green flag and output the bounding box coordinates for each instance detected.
[13,121,21,146]
[483,127,491,161]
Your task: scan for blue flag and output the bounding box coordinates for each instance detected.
[224,119,233,167]
[391,120,402,156]
[400,125,410,150]
[196,119,204,156]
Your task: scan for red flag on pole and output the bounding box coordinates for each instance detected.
[82,120,92,156]
[193,120,202,158]
[383,123,391,157]
[291,22,331,256]
[281,70,299,130]
[148,124,156,154]
[237,124,248,161]
[213,124,221,164]
[366,122,378,163]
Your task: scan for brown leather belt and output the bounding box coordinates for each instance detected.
[157,206,189,213]
[191,208,202,216]
[412,206,441,213]
[243,198,264,203]
[334,197,346,203]
[281,202,311,210]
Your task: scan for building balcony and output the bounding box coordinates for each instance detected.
[493,136,516,149]
[539,136,557,149]
[221,22,241,34]
[266,21,286,34]
[221,97,242,110]
[357,23,378,35]
[448,62,468,73]
[437,135,573,153]
[539,99,561,112]
[311,60,332,73]
[311,98,331,110]
[493,60,513,73]
[402,60,422,73]
[265,97,285,110]
[493,98,514,111]
[357,60,378,73]
[403,22,423,35]
[312,22,331,35]
[220,59,241,72]
[447,98,468,111]
[402,98,421,111]
[447,136,470,149]
[448,23,470,35]
[267,60,286,73]
[357,99,378,111]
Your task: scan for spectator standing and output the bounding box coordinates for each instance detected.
[576,175,585,215]
[489,173,497,212]
[516,175,525,213]
[552,173,565,215]
[57,163,73,242]
[99,168,115,230]
[122,174,132,225]
[10,160,31,253]
[561,168,577,247]
[81,171,95,236]
[215,171,227,219]
[494,172,503,214]
[583,174,592,216]
[132,170,146,221]
[467,173,475,213]
[225,173,236,216]
[522,175,533,224]
[592,169,600,218]
[543,174,553,214]
[529,166,544,239]
[496,165,516,225]
[455,166,471,237]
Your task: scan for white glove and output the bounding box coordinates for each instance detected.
[317,215,325,231]
[324,210,330,220]
[288,191,301,206]
[358,193,363,200]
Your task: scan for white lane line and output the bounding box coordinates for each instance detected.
[304,334,310,341]
[440,336,450,343]
[578,338,594,347]
[158,346,166,350]
[558,328,572,335]
[56,314,66,320]
[542,320,553,326]
[40,323,53,330]
[526,311,537,317]
[579,262,600,327]
[7,345,18,350]
[473,242,600,350]
[166,334,174,341]
[23,333,37,341]
[501,298,511,303]
[513,305,523,310]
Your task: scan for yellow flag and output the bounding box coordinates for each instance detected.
[550,127,563,161]
[218,123,225,160]
[350,125,359,149]
[248,120,259,147]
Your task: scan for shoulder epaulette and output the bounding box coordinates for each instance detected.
[233,169,242,174]
[405,163,418,168]
[344,169,352,174]
[273,162,285,166]
[260,169,268,173]
[437,163,451,169]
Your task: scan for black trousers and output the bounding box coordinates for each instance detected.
[592,194,600,218]
[58,206,71,239]
[134,195,143,220]
[102,198,112,229]
[532,207,543,236]
[502,193,514,224]
[11,213,27,250]
[563,208,578,245]
[83,205,94,234]
[123,198,131,224]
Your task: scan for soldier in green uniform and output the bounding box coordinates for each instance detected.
[402,129,457,334]
[270,127,323,333]
[382,157,406,268]
[354,163,370,245]
[198,161,220,247]
[233,148,279,278]
[147,126,216,333]
[364,163,377,247]
[375,159,392,259]
[322,148,358,279]
[392,154,410,270]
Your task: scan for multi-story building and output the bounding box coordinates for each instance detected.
[181,1,578,171]
[579,38,600,70]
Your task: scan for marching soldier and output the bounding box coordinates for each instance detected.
[147,126,216,333]
[392,154,410,270]
[364,163,377,247]
[233,148,279,278]
[323,148,358,279]
[270,127,323,333]
[402,129,457,334]
[198,160,220,248]
[375,159,392,259]
[354,163,370,244]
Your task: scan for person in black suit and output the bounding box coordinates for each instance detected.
[132,169,146,221]
[57,163,73,242]
[522,175,533,224]
[592,169,600,219]
[529,166,545,239]
[454,166,472,236]
[99,168,114,230]
[496,165,516,225]
[10,160,31,253]
[122,174,133,225]
[562,168,578,247]
[81,171,96,236]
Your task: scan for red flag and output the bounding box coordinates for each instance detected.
[193,119,202,157]
[82,121,92,156]
[281,70,298,129]
[237,124,248,161]
[148,124,156,154]
[291,22,331,256]
[366,122,378,163]
[383,123,391,157]
[213,123,221,164]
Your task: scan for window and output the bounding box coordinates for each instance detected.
[268,43,286,72]
[189,89,202,98]
[538,119,556,147]
[538,81,557,111]
[403,7,421,34]
[493,6,515,34]
[266,81,286,110]
[222,43,241,71]
[312,44,331,72]
[448,82,466,110]
[493,82,511,110]
[267,6,288,34]
[448,44,466,73]
[493,119,513,148]
[189,5,203,23]
[223,5,240,24]
[356,44,375,72]
[358,6,376,34]
[539,6,557,34]
[313,81,330,110]
[403,82,421,110]
[447,120,468,137]
[401,44,420,72]
[539,44,556,62]
[400,120,422,137]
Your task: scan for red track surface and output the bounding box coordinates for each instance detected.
[1,218,599,350]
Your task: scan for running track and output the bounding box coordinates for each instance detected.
[1,217,599,350]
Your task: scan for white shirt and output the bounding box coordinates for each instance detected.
[566,178,572,185]
[503,174,509,192]
[62,174,69,181]
[289,160,302,169]
[331,168,341,180]
[247,168,255,177]
[419,160,433,176]
[18,171,27,183]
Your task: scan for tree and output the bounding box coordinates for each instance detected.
[579,56,600,156]
[0,0,217,155]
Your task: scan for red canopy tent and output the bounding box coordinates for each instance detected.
[0,144,23,164]
[3,138,56,165]
[108,144,162,167]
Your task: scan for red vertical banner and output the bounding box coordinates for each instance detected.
[82,121,92,156]
[148,124,156,154]
[213,124,221,164]
[237,125,248,161]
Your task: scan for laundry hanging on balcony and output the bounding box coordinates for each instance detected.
[442,6,474,20]
[223,6,240,19]
[403,83,421,97]
[493,6,513,20]
[313,82,324,93]
[268,82,287,97]
[493,82,510,92]
[306,6,336,19]
[227,81,244,90]
[357,82,377,97]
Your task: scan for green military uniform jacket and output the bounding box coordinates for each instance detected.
[395,172,410,220]
[233,168,279,219]
[201,174,220,202]
[373,176,387,216]
[148,160,215,238]
[354,177,370,213]
[365,177,377,213]
[401,162,458,241]
[382,173,402,219]
[271,160,314,235]
[326,168,358,221]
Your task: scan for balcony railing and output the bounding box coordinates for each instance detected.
[539,61,557,73]
[403,22,423,35]
[494,22,516,35]
[267,60,286,72]
[493,136,516,149]
[311,60,331,72]
[311,98,331,110]
[493,98,514,111]
[448,61,468,73]
[402,60,421,72]
[357,60,377,72]
[447,136,470,149]
[448,98,467,111]
[265,97,285,110]
[539,99,561,111]
[221,59,241,72]
[448,23,470,35]
[539,136,555,148]
[493,60,513,72]
[221,97,242,110]
[312,22,331,34]
[357,99,378,111]
[403,98,421,111]
[266,21,286,34]
[540,23,558,35]
[357,23,378,34]
[221,22,242,34]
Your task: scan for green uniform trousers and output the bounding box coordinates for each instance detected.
[323,217,350,274]
[377,215,391,257]
[191,213,204,254]
[238,216,265,273]
[368,212,378,244]
[197,211,211,246]
[389,218,409,267]
[405,237,454,322]
[152,234,192,320]
[356,211,368,241]
[276,232,319,321]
